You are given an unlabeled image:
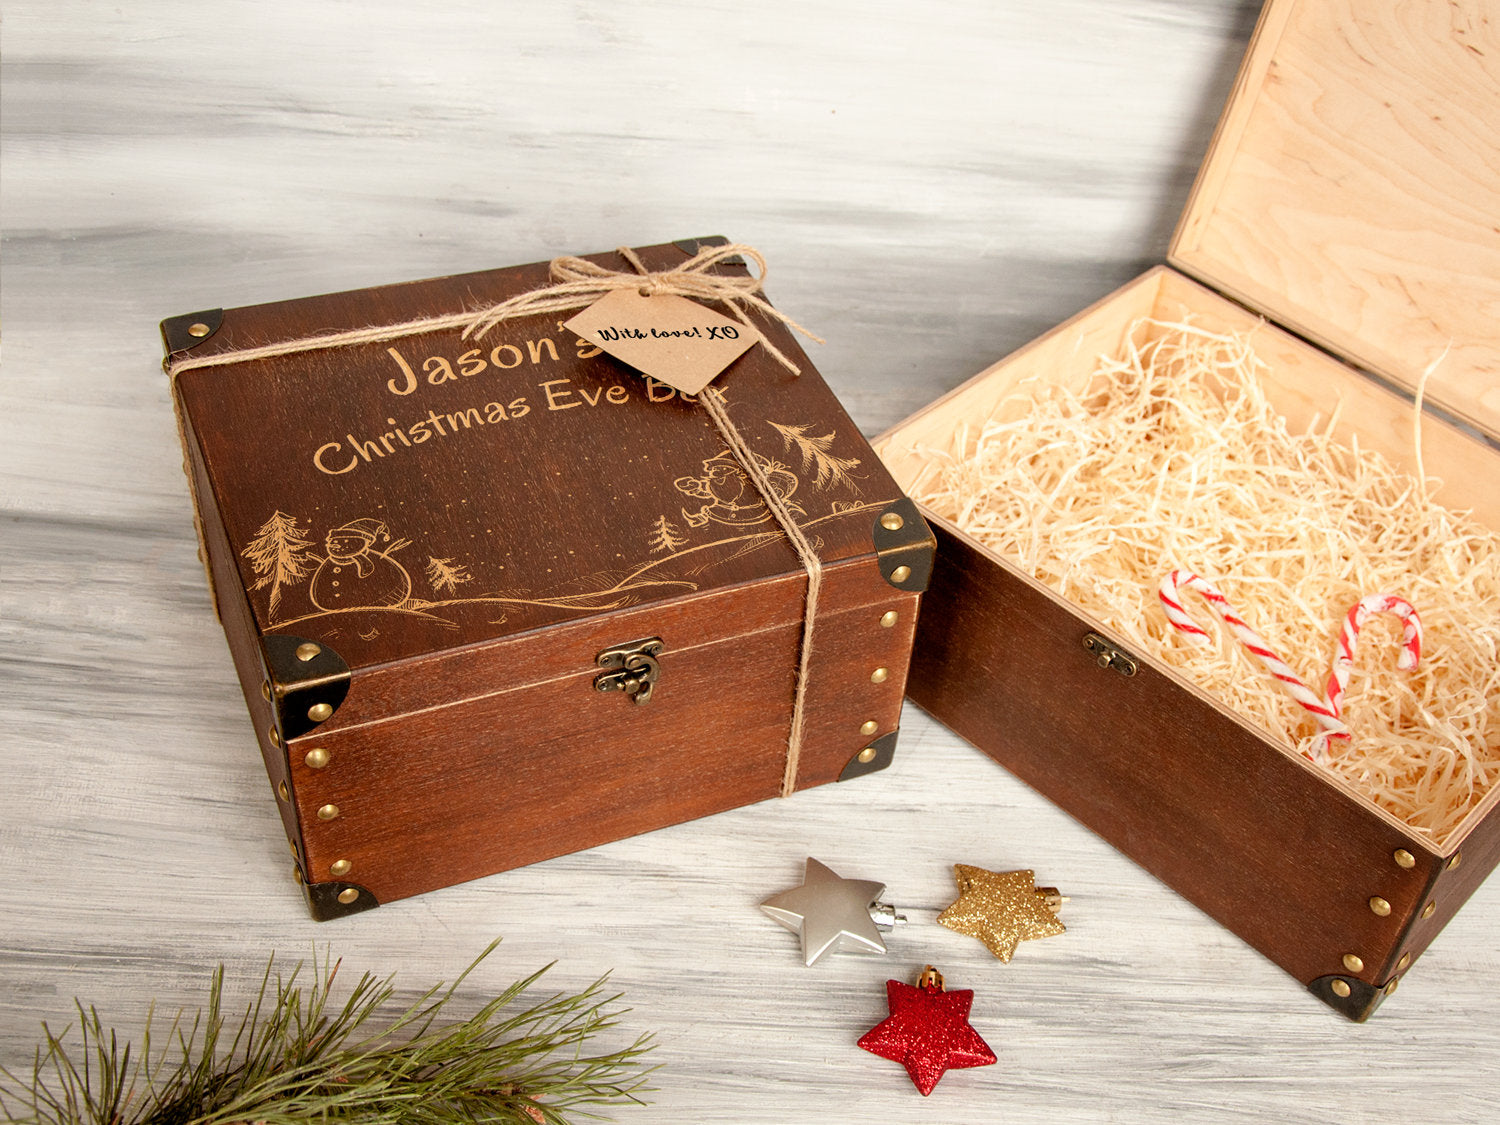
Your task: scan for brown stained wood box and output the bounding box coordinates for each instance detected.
[162,237,934,921]
[877,0,1500,1020]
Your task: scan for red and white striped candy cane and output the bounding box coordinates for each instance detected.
[1325,594,1422,731]
[1158,570,1348,755]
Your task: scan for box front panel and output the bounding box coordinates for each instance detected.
[907,520,1434,997]
[285,560,920,908]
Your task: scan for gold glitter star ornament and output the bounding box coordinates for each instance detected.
[936,865,1066,962]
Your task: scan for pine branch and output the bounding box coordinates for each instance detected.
[0,941,655,1125]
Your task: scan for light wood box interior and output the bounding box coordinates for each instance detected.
[876,262,1500,858]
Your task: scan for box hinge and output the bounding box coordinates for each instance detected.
[872,497,935,592]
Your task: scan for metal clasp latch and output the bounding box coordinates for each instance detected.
[1083,632,1138,677]
[594,637,665,704]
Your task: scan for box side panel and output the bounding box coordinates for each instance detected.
[1395,787,1500,975]
[907,518,1434,991]
[177,395,305,866]
[793,565,924,790]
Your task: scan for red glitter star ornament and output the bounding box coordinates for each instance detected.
[857,966,996,1095]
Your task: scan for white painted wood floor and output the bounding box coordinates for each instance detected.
[3,2,1497,1122]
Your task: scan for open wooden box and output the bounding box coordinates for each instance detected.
[877,0,1500,1020]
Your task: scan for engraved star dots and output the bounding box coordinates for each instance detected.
[936,865,1066,962]
[857,968,996,1095]
[760,857,888,966]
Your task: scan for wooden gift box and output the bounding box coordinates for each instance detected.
[162,237,934,920]
[876,0,1500,1020]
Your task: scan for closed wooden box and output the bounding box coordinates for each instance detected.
[163,238,933,920]
[876,0,1499,1019]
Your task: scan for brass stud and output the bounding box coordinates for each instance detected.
[1447,851,1462,870]
[1397,952,1411,972]
[1421,900,1436,919]
[330,859,352,877]
[188,322,211,338]
[288,839,298,857]
[337,887,359,905]
[880,512,905,531]
[293,865,304,884]
[304,748,331,770]
[1393,849,1416,869]
[1330,979,1351,999]
[277,781,289,801]
[1384,978,1399,996]
[857,746,877,764]
[270,727,282,747]
[296,642,322,662]
[890,565,911,584]
[307,702,333,722]
[317,803,340,821]
[261,679,272,701]
[1369,896,1392,917]
[859,719,878,737]
[1341,953,1364,973]
[870,667,889,684]
[880,610,898,628]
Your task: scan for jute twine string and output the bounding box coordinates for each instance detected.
[166,244,824,798]
[165,243,824,378]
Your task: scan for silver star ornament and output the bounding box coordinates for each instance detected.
[760,856,892,966]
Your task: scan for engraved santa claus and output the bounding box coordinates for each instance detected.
[309,517,412,612]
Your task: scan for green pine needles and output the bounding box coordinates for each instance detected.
[0,940,655,1125]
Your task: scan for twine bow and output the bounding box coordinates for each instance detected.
[463,242,824,374]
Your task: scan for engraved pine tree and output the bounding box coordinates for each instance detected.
[769,421,863,492]
[425,556,473,595]
[241,512,316,616]
[648,515,688,553]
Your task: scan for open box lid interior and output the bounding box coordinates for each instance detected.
[1170,0,1500,440]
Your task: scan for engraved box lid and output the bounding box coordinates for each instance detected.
[164,240,911,677]
[1170,0,1500,440]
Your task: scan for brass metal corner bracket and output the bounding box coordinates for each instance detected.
[160,308,224,356]
[839,730,898,781]
[873,497,935,591]
[301,876,379,921]
[263,634,351,740]
[1308,972,1393,1022]
[673,235,741,265]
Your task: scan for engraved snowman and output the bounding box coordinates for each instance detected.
[674,449,805,528]
[309,518,413,612]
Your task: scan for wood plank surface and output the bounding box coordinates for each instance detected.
[3,2,1497,1123]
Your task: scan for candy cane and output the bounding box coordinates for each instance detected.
[1325,594,1422,730]
[1158,570,1348,754]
